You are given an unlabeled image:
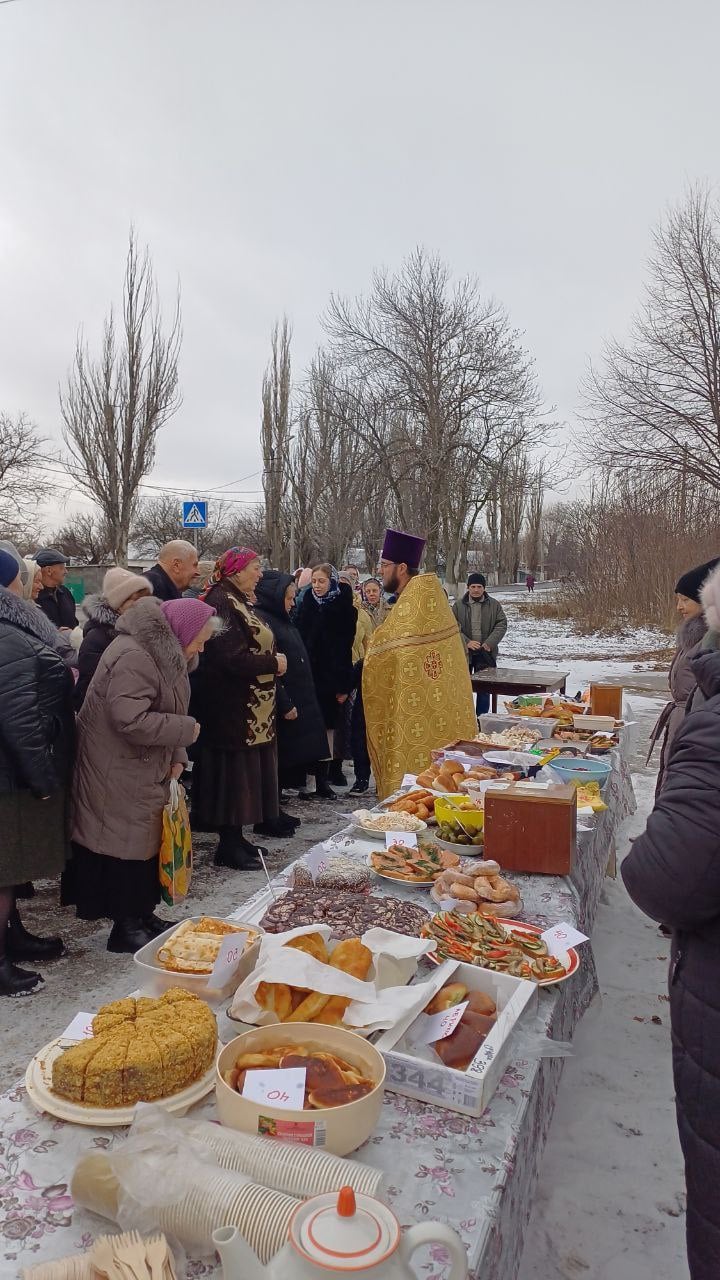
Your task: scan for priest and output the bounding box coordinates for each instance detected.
[362,528,477,798]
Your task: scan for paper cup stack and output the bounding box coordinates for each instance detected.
[189,1121,383,1198]
[71,1153,297,1264]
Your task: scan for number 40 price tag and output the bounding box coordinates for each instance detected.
[208,934,245,988]
[242,1067,307,1110]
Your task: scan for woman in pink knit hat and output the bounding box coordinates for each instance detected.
[69,596,219,953]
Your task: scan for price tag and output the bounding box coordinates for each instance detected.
[413,1000,468,1045]
[242,1067,306,1110]
[208,934,246,987]
[401,773,417,788]
[385,830,418,848]
[305,847,329,881]
[541,922,589,957]
[60,1012,94,1041]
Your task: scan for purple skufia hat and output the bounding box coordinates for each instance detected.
[381,528,426,569]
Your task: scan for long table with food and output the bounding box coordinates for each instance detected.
[3,695,636,1280]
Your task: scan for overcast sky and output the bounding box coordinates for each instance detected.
[1,0,719,525]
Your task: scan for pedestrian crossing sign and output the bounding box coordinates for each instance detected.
[182,500,208,529]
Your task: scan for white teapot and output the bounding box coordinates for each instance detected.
[213,1185,468,1280]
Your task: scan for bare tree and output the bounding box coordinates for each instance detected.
[60,229,182,566]
[131,493,238,559]
[50,513,114,565]
[585,185,720,490]
[324,248,541,571]
[261,318,292,568]
[0,412,47,531]
[523,464,546,573]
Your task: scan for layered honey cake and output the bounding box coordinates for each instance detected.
[51,989,217,1107]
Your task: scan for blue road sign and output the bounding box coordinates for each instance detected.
[182,500,208,529]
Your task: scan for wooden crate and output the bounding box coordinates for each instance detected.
[590,684,623,719]
[483,782,577,875]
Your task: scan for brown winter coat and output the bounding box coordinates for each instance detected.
[71,597,196,861]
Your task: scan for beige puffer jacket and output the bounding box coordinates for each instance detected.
[71,597,196,861]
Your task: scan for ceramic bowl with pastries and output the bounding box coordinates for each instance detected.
[216,1022,386,1155]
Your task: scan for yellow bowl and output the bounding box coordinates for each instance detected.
[434,795,485,832]
[215,1023,386,1156]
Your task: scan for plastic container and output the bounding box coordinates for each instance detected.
[477,713,558,742]
[134,917,262,1005]
[547,756,613,788]
[215,1023,386,1156]
[572,714,616,732]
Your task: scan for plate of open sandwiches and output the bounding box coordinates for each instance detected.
[369,842,460,884]
[421,912,579,984]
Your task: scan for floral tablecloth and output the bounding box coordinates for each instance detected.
[1,749,635,1280]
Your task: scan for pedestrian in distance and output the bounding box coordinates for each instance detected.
[69,596,218,953]
[452,573,508,716]
[0,549,75,997]
[526,572,535,593]
[144,539,199,601]
[34,547,79,631]
[296,563,356,798]
[190,547,287,867]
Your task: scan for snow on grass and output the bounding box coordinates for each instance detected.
[500,600,672,664]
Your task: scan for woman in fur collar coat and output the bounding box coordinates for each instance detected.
[0,552,75,997]
[73,568,153,711]
[70,595,218,953]
[647,557,719,794]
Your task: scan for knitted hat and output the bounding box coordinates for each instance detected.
[103,567,152,612]
[297,567,313,590]
[467,572,486,587]
[161,598,217,648]
[34,547,70,567]
[0,548,21,588]
[381,528,426,569]
[0,541,29,588]
[675,557,720,603]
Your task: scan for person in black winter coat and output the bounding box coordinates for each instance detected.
[34,547,79,630]
[74,569,153,711]
[295,564,356,798]
[144,540,199,601]
[254,570,330,827]
[0,551,75,998]
[622,623,720,1279]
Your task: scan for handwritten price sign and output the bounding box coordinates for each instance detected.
[208,934,246,987]
[541,922,588,958]
[242,1067,306,1110]
[413,1000,469,1046]
[305,847,329,881]
[385,830,418,849]
[61,1012,94,1041]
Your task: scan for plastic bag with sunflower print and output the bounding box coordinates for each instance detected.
[159,779,193,906]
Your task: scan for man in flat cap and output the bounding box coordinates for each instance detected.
[362,528,476,798]
[34,548,79,631]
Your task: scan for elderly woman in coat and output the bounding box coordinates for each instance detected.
[70,596,218,953]
[190,548,287,869]
[647,557,718,794]
[622,560,720,1280]
[74,567,153,711]
[0,550,75,997]
[296,563,356,798]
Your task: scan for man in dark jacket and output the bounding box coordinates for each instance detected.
[452,573,508,715]
[144,540,199,601]
[34,547,79,630]
[622,644,720,1280]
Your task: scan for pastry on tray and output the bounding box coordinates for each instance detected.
[51,989,217,1107]
[155,917,259,974]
